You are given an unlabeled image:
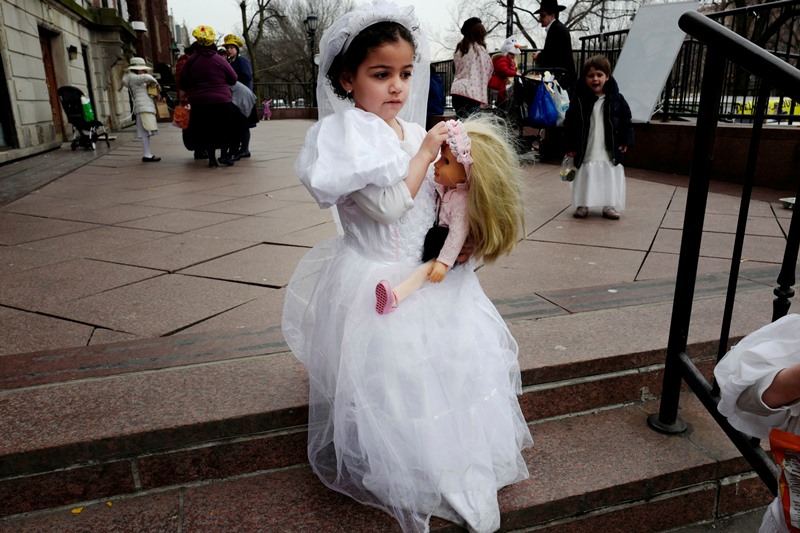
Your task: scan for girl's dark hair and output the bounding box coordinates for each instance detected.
[326,21,416,100]
[456,20,487,56]
[582,55,612,78]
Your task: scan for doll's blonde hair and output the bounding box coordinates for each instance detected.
[462,114,525,263]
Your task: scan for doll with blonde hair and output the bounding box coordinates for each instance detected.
[376,114,524,314]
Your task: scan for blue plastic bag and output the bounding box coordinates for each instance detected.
[528,81,557,128]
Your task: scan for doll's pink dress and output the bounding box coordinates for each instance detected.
[282,108,531,533]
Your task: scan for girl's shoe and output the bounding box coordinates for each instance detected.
[208,158,219,168]
[573,206,588,218]
[602,206,621,220]
[375,280,398,315]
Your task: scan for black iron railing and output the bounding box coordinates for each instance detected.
[260,1,800,123]
[647,10,800,497]
[580,0,800,123]
[255,82,315,109]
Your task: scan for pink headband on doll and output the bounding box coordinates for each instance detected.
[445,119,472,180]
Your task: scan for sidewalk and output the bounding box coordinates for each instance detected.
[0,120,790,531]
[0,122,794,358]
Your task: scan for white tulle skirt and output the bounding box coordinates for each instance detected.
[283,238,532,533]
[571,160,626,210]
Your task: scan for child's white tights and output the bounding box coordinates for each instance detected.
[135,115,154,158]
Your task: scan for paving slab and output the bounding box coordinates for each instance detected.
[477,240,647,298]
[653,227,789,261]
[670,188,777,217]
[0,245,72,277]
[661,210,786,236]
[179,243,309,287]
[268,220,338,247]
[637,251,776,281]
[0,309,94,357]
[178,293,288,335]
[88,233,256,272]
[0,258,160,311]
[22,225,170,257]
[45,274,268,336]
[191,194,297,216]
[0,213,97,246]
[116,210,244,233]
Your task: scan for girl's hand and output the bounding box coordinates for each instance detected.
[427,261,449,283]
[618,145,628,153]
[420,122,449,163]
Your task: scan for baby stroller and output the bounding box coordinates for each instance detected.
[57,86,110,151]
[499,67,568,157]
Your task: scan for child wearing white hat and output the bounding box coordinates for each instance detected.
[488,37,521,106]
[121,57,161,162]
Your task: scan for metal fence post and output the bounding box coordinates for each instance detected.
[648,47,727,434]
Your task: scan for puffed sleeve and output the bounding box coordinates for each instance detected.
[714,313,800,438]
[295,109,412,208]
[351,181,414,225]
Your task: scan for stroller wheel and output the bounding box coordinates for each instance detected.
[71,142,78,151]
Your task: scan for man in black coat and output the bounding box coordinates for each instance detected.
[532,0,576,93]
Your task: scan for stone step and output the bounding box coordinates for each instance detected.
[0,396,772,532]
[0,273,780,518]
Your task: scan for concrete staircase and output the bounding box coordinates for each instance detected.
[0,271,780,532]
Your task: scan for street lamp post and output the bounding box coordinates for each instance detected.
[304,12,319,107]
[506,0,514,37]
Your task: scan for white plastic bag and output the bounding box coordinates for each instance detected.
[551,80,570,127]
[559,155,576,182]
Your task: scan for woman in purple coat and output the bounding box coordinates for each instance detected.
[180,25,238,167]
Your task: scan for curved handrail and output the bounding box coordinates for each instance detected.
[650,9,800,499]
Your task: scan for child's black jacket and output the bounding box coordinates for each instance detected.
[564,76,634,168]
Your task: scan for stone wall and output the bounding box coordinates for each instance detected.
[626,120,800,191]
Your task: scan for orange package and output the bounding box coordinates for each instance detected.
[770,428,800,533]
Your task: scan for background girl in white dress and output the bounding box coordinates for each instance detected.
[564,55,633,220]
[282,2,532,532]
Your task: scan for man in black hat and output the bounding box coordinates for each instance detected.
[532,0,576,92]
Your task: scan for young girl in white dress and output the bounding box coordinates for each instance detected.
[374,116,525,315]
[564,55,633,220]
[282,2,532,532]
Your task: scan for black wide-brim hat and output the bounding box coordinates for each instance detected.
[534,0,567,14]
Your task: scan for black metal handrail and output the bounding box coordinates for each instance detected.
[255,82,315,109]
[647,10,800,497]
